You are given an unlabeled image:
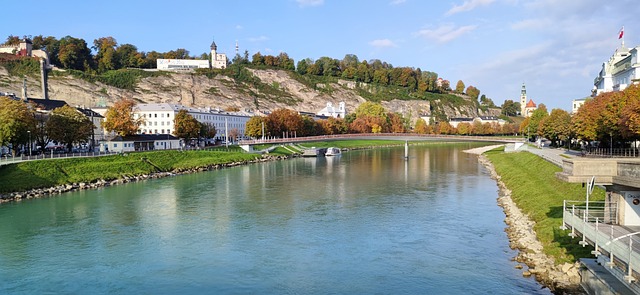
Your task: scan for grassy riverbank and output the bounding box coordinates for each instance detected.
[0,149,259,193]
[0,140,408,194]
[485,149,605,264]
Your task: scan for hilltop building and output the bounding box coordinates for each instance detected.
[0,38,50,67]
[156,39,228,70]
[593,38,640,95]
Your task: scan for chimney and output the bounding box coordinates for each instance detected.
[40,59,48,100]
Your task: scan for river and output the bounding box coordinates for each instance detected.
[0,143,550,294]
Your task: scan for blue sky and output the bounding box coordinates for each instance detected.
[2,0,637,111]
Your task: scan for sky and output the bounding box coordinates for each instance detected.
[2,0,638,111]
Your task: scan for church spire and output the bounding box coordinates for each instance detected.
[210,38,217,51]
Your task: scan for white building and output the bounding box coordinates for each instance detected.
[571,97,588,114]
[156,39,228,70]
[156,59,209,70]
[594,43,640,95]
[106,134,180,153]
[133,103,251,141]
[316,102,346,118]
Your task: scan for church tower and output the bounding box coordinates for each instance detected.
[520,83,527,116]
[209,39,227,69]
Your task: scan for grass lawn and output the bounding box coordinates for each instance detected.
[485,149,605,264]
[0,149,259,193]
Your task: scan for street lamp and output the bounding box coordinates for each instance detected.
[27,130,31,156]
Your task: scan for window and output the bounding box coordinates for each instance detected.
[154,114,157,118]
[114,144,118,147]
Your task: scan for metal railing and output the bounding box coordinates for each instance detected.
[563,200,640,284]
[582,147,639,158]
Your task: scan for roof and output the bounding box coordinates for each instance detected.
[449,117,474,122]
[27,98,68,111]
[525,99,537,108]
[109,134,179,142]
[136,103,252,117]
[76,107,104,118]
[210,40,217,50]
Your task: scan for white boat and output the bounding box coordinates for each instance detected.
[325,147,341,156]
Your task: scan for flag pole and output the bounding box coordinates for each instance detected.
[622,26,625,47]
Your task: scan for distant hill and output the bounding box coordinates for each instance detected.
[0,62,500,124]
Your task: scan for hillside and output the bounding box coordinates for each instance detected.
[0,64,500,123]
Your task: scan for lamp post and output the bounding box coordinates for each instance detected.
[27,130,31,156]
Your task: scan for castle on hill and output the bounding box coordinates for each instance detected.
[156,39,228,70]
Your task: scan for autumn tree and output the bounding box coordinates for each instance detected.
[46,105,93,151]
[455,80,465,94]
[414,118,429,134]
[265,109,303,138]
[228,128,240,142]
[388,112,407,133]
[540,108,572,147]
[245,116,265,138]
[457,122,471,135]
[465,86,480,100]
[320,117,348,135]
[173,110,201,141]
[0,96,36,155]
[103,98,142,136]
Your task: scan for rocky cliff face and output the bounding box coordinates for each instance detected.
[0,66,499,121]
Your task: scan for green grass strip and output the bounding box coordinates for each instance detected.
[0,150,259,193]
[485,149,605,264]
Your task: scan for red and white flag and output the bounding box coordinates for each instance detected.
[619,26,624,39]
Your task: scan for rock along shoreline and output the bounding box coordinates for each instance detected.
[465,145,583,294]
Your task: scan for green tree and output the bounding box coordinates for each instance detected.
[103,98,141,136]
[354,101,387,120]
[528,104,549,138]
[93,36,118,72]
[455,80,465,94]
[57,35,93,70]
[200,122,217,140]
[116,44,144,68]
[46,105,93,151]
[501,100,520,116]
[0,96,36,155]
[173,110,200,140]
[540,109,572,147]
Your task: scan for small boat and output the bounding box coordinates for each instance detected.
[325,147,341,156]
[302,148,326,157]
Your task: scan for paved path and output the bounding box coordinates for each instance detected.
[522,142,581,167]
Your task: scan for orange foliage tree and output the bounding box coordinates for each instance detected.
[102,98,142,136]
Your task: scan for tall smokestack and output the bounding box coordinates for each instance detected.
[40,59,48,100]
[21,78,27,100]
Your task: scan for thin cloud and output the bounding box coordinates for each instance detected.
[235,25,243,30]
[445,0,495,16]
[369,39,398,48]
[248,36,269,42]
[415,24,477,44]
[390,0,406,5]
[510,18,552,30]
[296,0,324,7]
